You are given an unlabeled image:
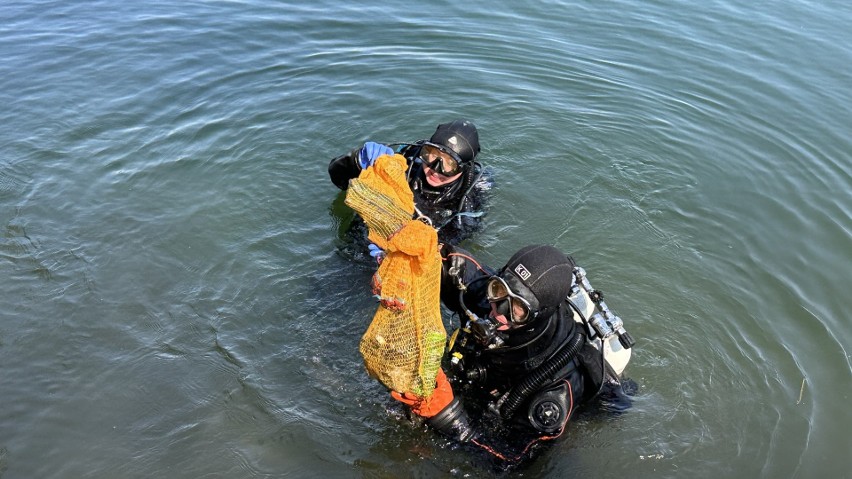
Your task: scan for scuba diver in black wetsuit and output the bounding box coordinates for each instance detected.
[391,244,636,464]
[328,120,491,253]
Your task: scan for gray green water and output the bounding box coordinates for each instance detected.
[1,1,850,478]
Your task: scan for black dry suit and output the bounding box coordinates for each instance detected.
[327,121,490,246]
[433,245,595,459]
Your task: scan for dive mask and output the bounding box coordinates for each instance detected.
[416,142,464,176]
[486,275,539,326]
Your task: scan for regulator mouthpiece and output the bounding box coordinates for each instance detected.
[470,317,505,348]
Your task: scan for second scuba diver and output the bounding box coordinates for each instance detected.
[328,120,491,250]
[392,244,636,463]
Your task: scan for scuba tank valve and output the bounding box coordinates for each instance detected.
[573,267,635,349]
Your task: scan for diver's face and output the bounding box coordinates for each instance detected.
[486,275,536,330]
[489,301,529,331]
[423,165,462,186]
[420,144,463,186]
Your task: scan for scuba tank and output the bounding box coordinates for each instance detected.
[567,266,634,376]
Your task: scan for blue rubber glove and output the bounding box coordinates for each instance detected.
[358,142,394,169]
[367,243,385,263]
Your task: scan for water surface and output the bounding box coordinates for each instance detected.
[1,1,850,477]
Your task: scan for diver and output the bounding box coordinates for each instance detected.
[328,120,491,250]
[392,244,636,464]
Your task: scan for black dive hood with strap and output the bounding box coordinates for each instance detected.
[498,245,576,327]
[475,245,578,377]
[402,119,481,225]
[429,119,480,164]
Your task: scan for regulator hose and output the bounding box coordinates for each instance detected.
[499,328,585,421]
[456,162,482,211]
[438,161,483,231]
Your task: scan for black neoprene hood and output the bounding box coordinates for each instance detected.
[429,120,480,164]
[500,245,575,317]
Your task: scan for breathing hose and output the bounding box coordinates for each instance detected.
[499,327,585,421]
[437,161,483,232]
[455,162,482,211]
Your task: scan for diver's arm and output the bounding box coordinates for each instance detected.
[391,368,476,443]
[329,142,396,190]
[426,396,476,442]
[328,148,361,190]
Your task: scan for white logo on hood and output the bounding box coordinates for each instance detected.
[514,263,531,281]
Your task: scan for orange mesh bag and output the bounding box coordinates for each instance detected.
[345,153,446,397]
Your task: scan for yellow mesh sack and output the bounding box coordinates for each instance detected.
[345,153,445,397]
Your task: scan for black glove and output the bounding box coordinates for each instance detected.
[427,396,475,442]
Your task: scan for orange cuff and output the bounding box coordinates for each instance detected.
[391,369,454,418]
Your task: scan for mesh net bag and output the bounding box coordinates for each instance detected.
[345,153,446,397]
